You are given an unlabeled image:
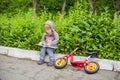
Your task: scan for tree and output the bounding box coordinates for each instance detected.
[33,0,37,18]
[61,0,66,15]
[113,0,120,19]
[88,0,97,15]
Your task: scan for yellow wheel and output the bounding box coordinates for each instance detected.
[54,58,67,69]
[84,61,99,74]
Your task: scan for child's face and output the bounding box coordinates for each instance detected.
[44,24,52,33]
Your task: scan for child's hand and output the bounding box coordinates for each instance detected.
[43,42,50,47]
[46,43,50,46]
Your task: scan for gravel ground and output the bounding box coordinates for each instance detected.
[0,54,120,80]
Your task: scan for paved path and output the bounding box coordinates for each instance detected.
[0,54,120,80]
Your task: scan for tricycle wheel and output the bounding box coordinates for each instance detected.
[54,58,67,69]
[84,61,99,74]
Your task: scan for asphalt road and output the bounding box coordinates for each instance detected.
[0,54,120,80]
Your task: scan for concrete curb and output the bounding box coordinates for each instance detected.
[0,46,120,72]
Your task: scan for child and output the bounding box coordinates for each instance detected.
[37,21,59,66]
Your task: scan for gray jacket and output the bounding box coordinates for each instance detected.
[41,21,59,48]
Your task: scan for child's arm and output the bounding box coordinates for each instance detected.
[50,32,59,46]
[41,33,46,43]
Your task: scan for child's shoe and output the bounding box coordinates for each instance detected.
[47,59,54,66]
[37,59,44,65]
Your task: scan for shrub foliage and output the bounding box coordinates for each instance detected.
[0,1,120,60]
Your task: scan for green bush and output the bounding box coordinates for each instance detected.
[54,10,120,60]
[0,1,120,60]
[0,9,41,50]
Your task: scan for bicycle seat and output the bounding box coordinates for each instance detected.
[86,52,98,58]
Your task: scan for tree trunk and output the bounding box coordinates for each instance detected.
[33,0,37,18]
[88,0,97,15]
[61,0,66,15]
[113,0,120,19]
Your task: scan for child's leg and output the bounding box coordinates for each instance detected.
[46,48,55,66]
[46,48,55,60]
[38,47,46,65]
[40,47,47,60]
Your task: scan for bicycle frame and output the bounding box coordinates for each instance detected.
[59,47,90,68]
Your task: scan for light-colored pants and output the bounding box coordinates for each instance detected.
[40,47,55,61]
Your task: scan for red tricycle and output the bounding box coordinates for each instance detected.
[54,45,100,74]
